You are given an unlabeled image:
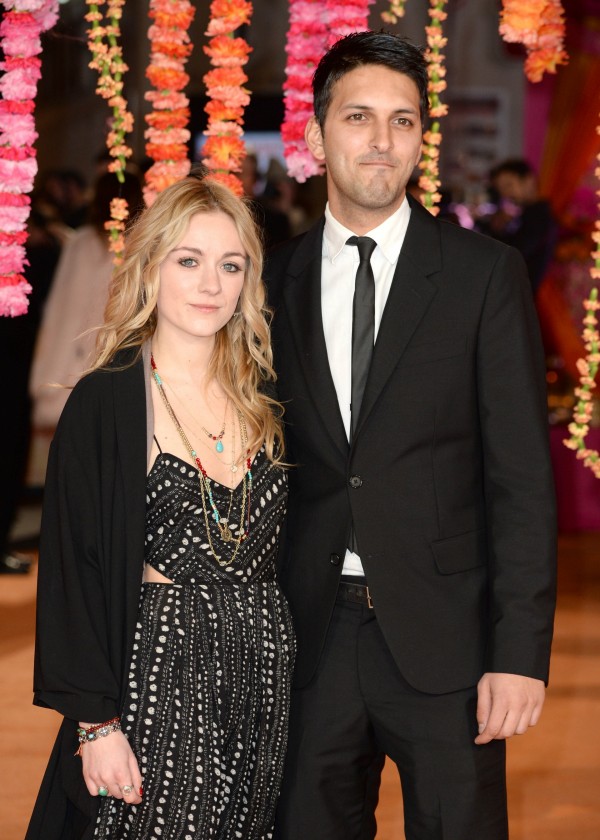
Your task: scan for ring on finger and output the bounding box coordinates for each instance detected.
[121,785,134,795]
[98,786,109,797]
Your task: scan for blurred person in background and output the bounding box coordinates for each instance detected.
[240,152,293,250]
[29,169,144,430]
[478,159,557,294]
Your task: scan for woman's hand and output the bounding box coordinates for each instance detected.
[79,729,143,805]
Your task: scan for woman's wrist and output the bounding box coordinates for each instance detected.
[75,716,121,755]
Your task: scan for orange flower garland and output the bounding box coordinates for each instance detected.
[144,0,196,206]
[418,0,448,216]
[563,115,600,478]
[202,0,253,195]
[85,0,134,260]
[499,0,568,83]
[381,1,407,25]
[563,289,600,478]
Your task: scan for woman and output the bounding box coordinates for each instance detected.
[26,175,295,840]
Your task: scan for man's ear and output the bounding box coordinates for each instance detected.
[305,116,325,163]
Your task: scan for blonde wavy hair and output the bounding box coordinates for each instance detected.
[91,175,285,465]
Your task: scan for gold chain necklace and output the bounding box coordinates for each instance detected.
[150,354,253,567]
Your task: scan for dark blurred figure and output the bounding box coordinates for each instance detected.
[0,210,61,573]
[240,152,292,250]
[34,169,90,241]
[478,159,557,294]
[30,169,144,429]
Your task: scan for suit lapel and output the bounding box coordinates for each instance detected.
[282,219,349,458]
[355,197,442,439]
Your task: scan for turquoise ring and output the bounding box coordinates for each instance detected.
[98,786,109,797]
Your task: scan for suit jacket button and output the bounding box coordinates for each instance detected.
[329,553,341,566]
[349,475,363,489]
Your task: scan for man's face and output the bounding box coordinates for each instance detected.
[305,64,423,231]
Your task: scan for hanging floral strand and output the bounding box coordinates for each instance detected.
[281,0,373,184]
[563,289,600,478]
[201,0,253,196]
[144,0,195,206]
[499,0,568,83]
[85,0,134,261]
[381,1,407,25]
[325,0,375,43]
[0,0,58,317]
[563,115,600,478]
[418,0,448,216]
[281,0,329,183]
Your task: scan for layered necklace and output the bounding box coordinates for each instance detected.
[150,354,253,566]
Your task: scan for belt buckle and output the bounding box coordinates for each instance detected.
[366,586,373,609]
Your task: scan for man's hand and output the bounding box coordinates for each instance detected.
[475,672,545,745]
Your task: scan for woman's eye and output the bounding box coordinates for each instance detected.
[222,262,243,273]
[178,257,197,268]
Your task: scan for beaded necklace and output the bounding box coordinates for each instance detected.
[150,354,253,567]
[201,403,227,453]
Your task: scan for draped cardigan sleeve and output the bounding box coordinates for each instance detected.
[27,352,149,839]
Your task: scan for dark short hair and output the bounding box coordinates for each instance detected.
[490,159,535,181]
[312,31,429,129]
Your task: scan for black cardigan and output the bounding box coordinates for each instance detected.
[27,352,148,839]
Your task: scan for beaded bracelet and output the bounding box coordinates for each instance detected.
[75,716,121,756]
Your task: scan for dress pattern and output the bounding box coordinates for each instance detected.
[94,446,294,839]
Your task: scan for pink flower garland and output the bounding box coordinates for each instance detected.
[281,0,374,183]
[0,0,58,317]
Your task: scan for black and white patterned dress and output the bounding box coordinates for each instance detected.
[94,444,295,839]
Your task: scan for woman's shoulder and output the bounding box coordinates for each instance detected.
[59,349,143,429]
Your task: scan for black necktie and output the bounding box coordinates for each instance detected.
[347,236,376,441]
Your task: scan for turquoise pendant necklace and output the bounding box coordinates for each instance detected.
[201,403,227,452]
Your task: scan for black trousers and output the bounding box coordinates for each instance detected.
[275,597,508,840]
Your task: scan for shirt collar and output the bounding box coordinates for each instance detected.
[323,199,411,265]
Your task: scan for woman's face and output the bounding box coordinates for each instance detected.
[155,210,247,346]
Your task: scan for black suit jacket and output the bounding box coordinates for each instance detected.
[265,196,556,694]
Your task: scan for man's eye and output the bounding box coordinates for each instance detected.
[348,113,366,121]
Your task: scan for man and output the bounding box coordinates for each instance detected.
[479,158,557,294]
[265,32,556,840]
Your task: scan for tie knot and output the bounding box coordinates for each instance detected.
[347,236,377,263]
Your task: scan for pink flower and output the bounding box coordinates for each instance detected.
[0,30,42,58]
[0,280,32,317]
[0,112,37,146]
[0,243,27,274]
[0,203,31,231]
[0,157,38,193]
[0,66,42,100]
[3,0,47,12]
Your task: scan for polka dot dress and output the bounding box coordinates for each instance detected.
[94,446,295,839]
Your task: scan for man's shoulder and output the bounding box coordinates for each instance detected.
[265,219,324,273]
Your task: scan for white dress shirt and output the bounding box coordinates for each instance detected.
[321,199,411,576]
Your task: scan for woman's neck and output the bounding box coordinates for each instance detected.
[151,330,215,392]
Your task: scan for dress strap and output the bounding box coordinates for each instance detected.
[153,434,163,454]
